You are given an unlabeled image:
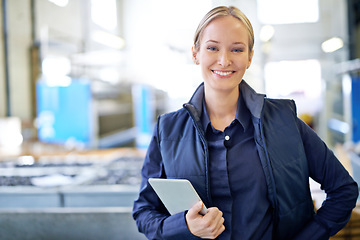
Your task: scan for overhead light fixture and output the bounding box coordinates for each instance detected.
[48,0,69,7]
[91,31,125,49]
[321,37,344,53]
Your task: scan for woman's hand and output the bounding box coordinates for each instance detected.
[185,201,225,239]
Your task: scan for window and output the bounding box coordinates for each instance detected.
[257,0,319,24]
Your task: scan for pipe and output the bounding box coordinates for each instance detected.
[2,0,11,116]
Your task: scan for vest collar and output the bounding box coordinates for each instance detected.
[185,80,266,120]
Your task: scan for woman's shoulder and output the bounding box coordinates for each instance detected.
[157,107,190,127]
[264,98,297,115]
[156,107,197,139]
[159,107,187,119]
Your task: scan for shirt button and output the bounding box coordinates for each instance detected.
[225,135,230,141]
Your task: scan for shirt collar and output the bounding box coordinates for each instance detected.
[201,98,211,132]
[201,91,251,132]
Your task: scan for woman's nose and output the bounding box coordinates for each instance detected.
[218,51,231,67]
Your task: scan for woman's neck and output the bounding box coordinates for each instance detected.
[204,87,239,132]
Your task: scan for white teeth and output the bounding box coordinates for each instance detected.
[213,70,232,76]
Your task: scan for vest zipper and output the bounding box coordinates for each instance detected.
[183,104,212,205]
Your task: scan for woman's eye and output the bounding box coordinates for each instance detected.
[207,46,218,51]
[233,48,244,53]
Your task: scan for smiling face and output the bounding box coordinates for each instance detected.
[192,16,253,94]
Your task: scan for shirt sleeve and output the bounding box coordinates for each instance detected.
[132,118,201,240]
[293,118,358,239]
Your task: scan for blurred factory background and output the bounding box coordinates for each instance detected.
[0,0,360,239]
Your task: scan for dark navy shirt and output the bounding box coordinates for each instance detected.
[201,92,273,240]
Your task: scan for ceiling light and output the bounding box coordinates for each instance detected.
[48,0,69,7]
[321,37,344,53]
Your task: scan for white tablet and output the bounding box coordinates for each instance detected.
[148,178,207,215]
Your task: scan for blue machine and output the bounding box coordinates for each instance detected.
[132,84,154,149]
[352,76,360,143]
[36,79,93,146]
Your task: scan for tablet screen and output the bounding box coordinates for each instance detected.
[148,178,207,215]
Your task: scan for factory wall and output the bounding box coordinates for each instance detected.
[0,0,360,239]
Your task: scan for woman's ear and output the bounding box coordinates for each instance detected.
[247,49,254,69]
[192,46,199,65]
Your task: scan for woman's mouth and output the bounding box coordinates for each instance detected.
[212,70,234,76]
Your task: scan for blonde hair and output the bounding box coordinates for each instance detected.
[193,6,254,53]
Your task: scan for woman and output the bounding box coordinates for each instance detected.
[133,6,358,240]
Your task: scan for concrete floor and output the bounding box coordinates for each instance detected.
[0,207,147,240]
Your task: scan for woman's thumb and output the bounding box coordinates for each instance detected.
[188,201,203,216]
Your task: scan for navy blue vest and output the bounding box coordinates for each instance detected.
[157,83,314,239]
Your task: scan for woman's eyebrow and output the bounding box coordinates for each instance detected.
[205,40,219,44]
[233,42,246,46]
[204,40,247,47]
